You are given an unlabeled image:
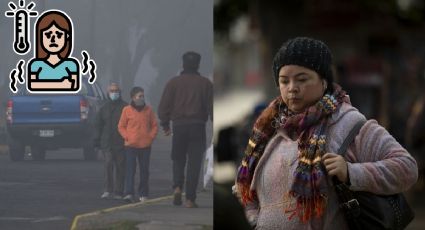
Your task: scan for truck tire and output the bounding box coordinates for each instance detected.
[8,138,25,161]
[31,145,46,161]
[83,145,96,161]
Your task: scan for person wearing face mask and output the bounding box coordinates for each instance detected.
[94,83,128,199]
[118,86,158,203]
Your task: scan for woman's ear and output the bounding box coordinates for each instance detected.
[322,80,328,91]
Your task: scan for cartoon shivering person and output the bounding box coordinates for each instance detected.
[27,10,80,92]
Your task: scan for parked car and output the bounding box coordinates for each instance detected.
[6,77,106,161]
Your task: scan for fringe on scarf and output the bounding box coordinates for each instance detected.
[285,193,328,223]
[236,98,281,206]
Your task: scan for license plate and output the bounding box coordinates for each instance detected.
[39,130,54,137]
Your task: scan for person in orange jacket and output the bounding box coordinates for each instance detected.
[118,86,158,202]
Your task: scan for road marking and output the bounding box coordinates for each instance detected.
[32,216,67,223]
[70,194,177,230]
[0,216,67,222]
[0,217,35,221]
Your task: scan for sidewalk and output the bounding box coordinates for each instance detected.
[71,190,213,230]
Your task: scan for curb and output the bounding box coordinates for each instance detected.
[70,194,177,230]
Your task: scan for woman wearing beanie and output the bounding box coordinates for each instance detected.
[118,86,158,202]
[234,37,418,229]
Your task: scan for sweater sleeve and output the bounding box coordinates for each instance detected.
[346,119,418,195]
[117,107,129,141]
[245,200,259,227]
[150,108,158,139]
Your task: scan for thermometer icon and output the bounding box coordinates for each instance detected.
[14,9,29,54]
[5,0,38,55]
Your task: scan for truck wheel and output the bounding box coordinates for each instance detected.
[31,145,46,161]
[8,138,25,161]
[83,145,96,161]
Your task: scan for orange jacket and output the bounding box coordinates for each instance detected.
[118,105,158,148]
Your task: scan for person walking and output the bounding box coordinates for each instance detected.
[94,83,127,199]
[158,51,213,208]
[118,86,158,202]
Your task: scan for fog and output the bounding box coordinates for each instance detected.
[0,0,213,108]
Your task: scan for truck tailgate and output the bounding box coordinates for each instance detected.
[12,95,83,124]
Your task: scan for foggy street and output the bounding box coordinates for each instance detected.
[0,133,174,230]
[0,0,215,229]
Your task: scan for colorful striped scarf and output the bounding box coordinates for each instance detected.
[236,84,348,223]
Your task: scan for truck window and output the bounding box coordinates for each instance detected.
[92,83,101,99]
[94,83,105,99]
[80,80,94,97]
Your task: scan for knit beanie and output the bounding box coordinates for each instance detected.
[272,37,334,92]
[182,51,201,72]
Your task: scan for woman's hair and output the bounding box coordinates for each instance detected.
[35,11,72,59]
[130,86,144,98]
[272,37,334,93]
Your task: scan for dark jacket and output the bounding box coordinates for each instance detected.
[158,73,213,129]
[94,98,127,151]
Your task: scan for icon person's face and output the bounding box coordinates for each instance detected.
[42,24,67,54]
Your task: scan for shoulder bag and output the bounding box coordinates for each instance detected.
[333,119,415,230]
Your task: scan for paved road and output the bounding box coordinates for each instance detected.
[0,134,175,230]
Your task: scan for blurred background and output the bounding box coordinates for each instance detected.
[213,0,425,229]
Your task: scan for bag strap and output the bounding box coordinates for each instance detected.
[333,119,366,218]
[337,119,366,156]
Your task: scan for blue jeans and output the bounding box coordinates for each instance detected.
[124,147,151,197]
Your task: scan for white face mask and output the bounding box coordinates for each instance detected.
[109,92,120,101]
